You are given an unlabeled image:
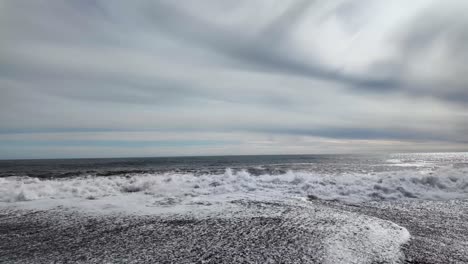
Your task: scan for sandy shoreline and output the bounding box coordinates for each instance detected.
[0,199,466,264]
[324,199,468,264]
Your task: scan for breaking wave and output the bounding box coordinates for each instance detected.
[1,166,467,204]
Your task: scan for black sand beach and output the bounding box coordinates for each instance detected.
[2,199,466,264]
[327,199,468,264]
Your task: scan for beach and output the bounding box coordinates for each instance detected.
[1,153,467,263]
[1,198,467,263]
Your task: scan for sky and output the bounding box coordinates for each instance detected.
[1,0,468,159]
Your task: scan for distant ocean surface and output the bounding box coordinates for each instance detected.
[1,152,467,204]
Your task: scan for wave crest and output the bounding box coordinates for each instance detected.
[1,166,467,203]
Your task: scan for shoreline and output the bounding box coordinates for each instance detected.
[320,199,468,263]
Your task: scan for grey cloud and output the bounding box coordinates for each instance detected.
[265,127,456,143]
[1,0,468,158]
[371,1,468,103]
[141,0,399,89]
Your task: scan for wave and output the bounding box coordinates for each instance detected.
[1,166,467,204]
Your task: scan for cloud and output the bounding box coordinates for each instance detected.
[369,0,468,102]
[0,0,467,158]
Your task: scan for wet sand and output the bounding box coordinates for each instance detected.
[322,199,468,264]
[1,199,466,263]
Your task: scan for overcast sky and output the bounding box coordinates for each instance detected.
[1,0,468,159]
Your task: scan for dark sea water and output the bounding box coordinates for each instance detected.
[1,152,467,178]
[0,154,382,178]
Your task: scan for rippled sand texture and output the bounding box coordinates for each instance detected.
[0,200,410,264]
[324,199,468,264]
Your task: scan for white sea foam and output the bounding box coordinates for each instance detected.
[0,167,423,263]
[1,166,467,206]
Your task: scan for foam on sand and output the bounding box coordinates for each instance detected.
[0,199,410,264]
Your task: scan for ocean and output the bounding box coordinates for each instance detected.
[1,153,467,263]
